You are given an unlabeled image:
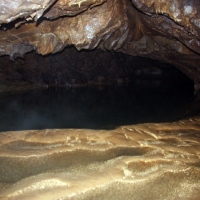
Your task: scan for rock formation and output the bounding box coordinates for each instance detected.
[1,1,200,199]
[0,117,200,199]
[0,0,200,91]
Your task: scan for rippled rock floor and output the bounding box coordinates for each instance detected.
[0,117,200,200]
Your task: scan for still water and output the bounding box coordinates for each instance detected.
[0,77,196,132]
[0,78,200,200]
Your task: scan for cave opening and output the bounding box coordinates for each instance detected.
[0,48,198,132]
[1,1,200,199]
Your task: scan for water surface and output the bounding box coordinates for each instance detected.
[0,77,196,132]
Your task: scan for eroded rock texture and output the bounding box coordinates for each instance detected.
[0,0,200,90]
[1,47,190,86]
[0,117,200,199]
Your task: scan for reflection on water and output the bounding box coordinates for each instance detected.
[0,78,196,132]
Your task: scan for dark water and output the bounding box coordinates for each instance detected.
[0,78,197,132]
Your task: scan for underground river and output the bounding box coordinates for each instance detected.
[0,75,200,200]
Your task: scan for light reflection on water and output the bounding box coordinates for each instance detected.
[0,78,196,132]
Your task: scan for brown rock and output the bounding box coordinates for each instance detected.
[0,0,200,90]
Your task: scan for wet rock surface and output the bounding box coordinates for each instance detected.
[0,117,200,199]
[0,1,200,199]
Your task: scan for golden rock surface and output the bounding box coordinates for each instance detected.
[0,117,200,199]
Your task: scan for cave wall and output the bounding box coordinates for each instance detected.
[0,0,200,90]
[1,48,189,86]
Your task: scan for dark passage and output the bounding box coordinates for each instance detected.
[0,49,199,132]
[0,76,197,132]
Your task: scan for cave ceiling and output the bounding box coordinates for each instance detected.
[0,0,200,90]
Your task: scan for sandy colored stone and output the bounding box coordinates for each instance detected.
[0,116,200,199]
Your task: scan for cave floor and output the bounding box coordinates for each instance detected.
[0,77,200,200]
[0,116,200,200]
